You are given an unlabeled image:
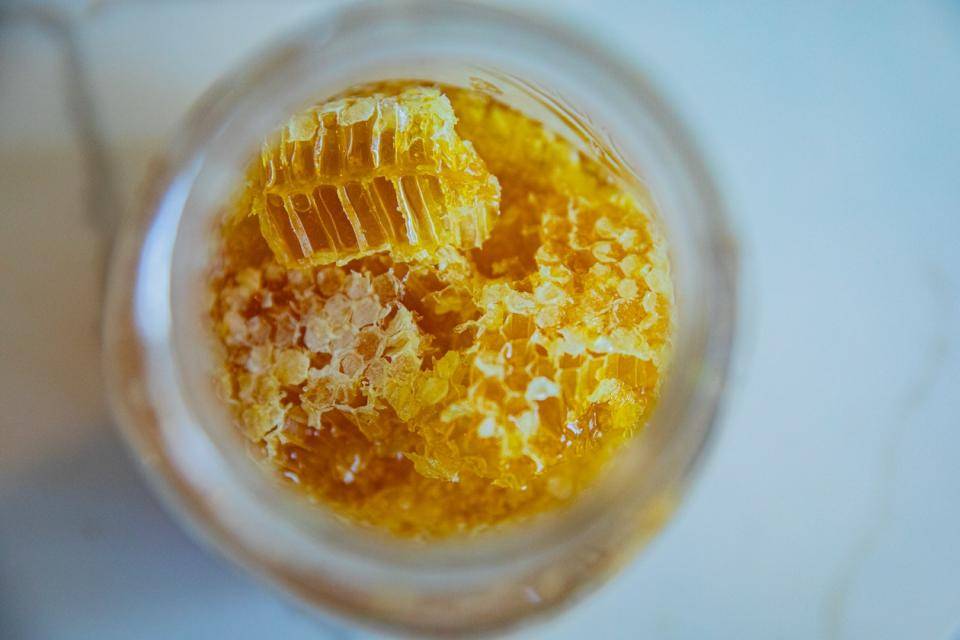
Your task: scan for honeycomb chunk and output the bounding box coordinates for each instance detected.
[210,83,674,537]
[253,88,500,267]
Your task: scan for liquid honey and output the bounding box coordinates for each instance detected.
[210,83,674,537]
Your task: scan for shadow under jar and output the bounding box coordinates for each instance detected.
[104,1,737,636]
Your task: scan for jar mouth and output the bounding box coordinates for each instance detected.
[105,0,737,630]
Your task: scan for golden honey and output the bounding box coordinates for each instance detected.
[210,83,674,537]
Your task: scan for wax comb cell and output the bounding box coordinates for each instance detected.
[253,88,500,267]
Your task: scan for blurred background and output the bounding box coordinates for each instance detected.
[1,1,958,638]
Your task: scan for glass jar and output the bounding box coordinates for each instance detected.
[104,1,737,635]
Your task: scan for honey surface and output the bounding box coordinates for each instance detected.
[210,83,673,537]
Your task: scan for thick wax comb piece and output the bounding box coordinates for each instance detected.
[252,88,500,267]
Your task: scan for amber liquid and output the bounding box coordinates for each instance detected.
[210,83,673,537]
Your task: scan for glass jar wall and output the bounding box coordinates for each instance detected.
[104,1,736,634]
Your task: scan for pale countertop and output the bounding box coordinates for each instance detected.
[1,2,959,639]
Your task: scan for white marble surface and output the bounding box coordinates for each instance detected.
[1,2,958,638]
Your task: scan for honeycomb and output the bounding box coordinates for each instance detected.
[210,83,673,537]
[251,87,500,267]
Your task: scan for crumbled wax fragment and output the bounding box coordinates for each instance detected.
[525,377,559,403]
[617,278,639,299]
[418,377,449,405]
[535,306,561,328]
[274,348,310,385]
